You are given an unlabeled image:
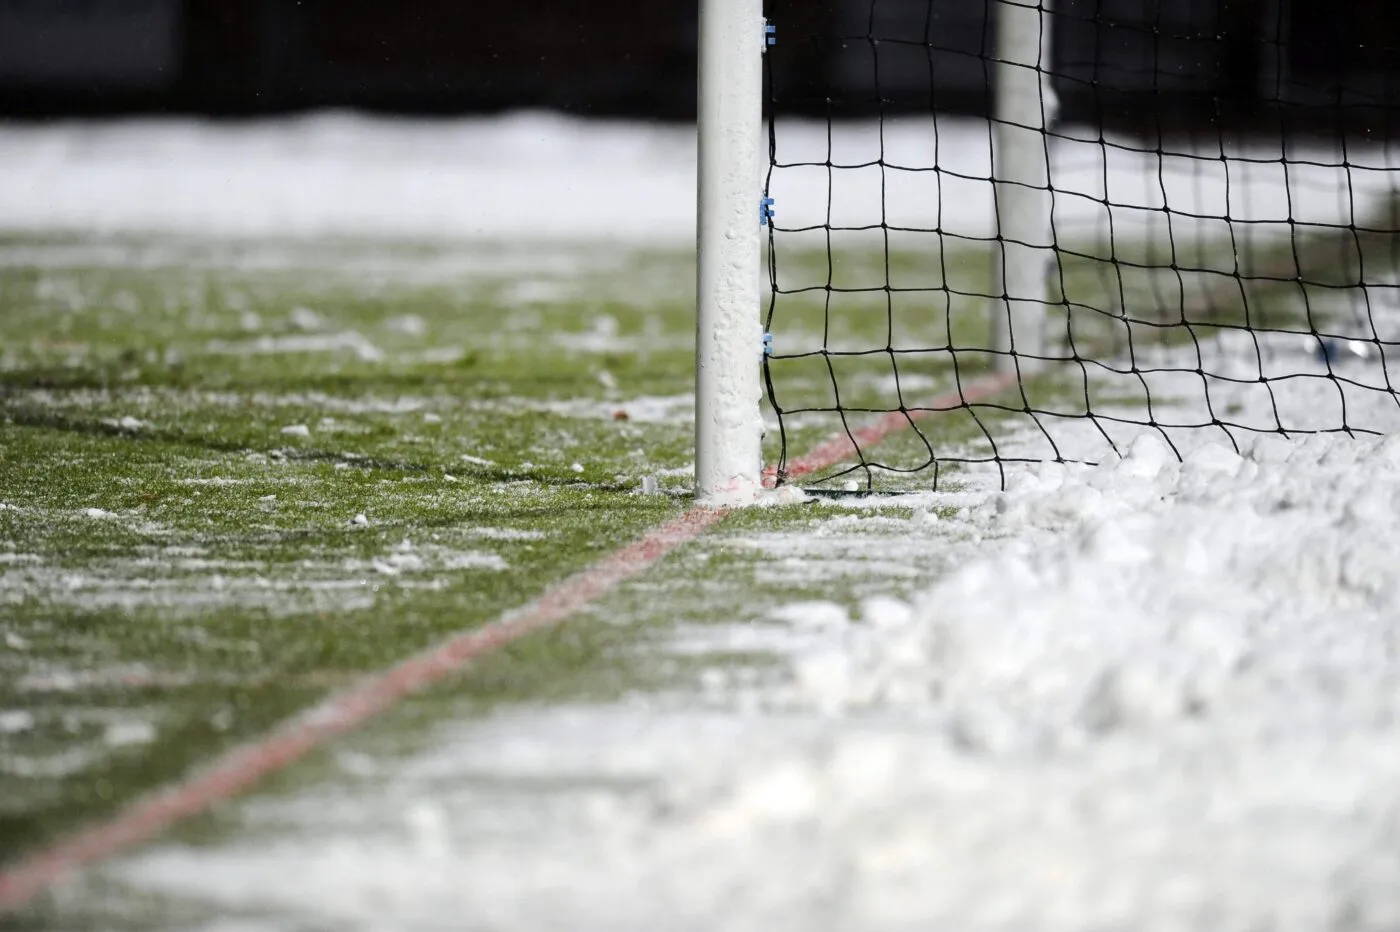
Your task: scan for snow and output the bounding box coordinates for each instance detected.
[101,339,1400,931]
[0,710,35,734]
[7,115,1400,928]
[102,415,1400,932]
[784,429,1400,725]
[365,541,507,576]
[99,415,148,432]
[3,113,1393,247]
[288,307,326,332]
[0,113,696,242]
[385,314,428,337]
[103,719,157,748]
[1,747,110,780]
[0,504,512,620]
[206,332,387,364]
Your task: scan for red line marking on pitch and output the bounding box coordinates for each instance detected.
[0,506,725,913]
[0,371,1015,913]
[767,371,1019,483]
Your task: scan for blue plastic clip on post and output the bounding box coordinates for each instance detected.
[763,333,773,356]
[760,197,775,226]
[765,22,776,48]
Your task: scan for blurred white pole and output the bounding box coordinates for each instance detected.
[992,0,1059,373]
[695,0,765,505]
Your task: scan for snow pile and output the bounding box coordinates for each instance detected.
[0,113,696,242]
[513,431,1387,931]
[3,113,1393,245]
[791,432,1400,734]
[683,429,1397,929]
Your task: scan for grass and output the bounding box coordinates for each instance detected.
[0,234,702,869]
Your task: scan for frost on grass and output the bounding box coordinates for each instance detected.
[1,522,512,618]
[0,551,510,617]
[519,393,694,425]
[1,704,163,783]
[205,332,386,363]
[365,539,508,576]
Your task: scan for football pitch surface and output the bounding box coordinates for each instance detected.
[7,116,1400,931]
[0,232,969,925]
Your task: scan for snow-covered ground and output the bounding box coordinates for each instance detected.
[3,112,1395,246]
[7,115,1400,928]
[0,114,697,242]
[99,365,1400,932]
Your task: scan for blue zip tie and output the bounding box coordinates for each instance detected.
[763,332,774,356]
[760,196,775,226]
[765,22,776,48]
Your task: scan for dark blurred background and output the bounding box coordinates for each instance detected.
[1,0,1396,131]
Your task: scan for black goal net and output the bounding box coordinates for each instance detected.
[760,0,1400,491]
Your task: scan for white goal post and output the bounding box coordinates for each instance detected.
[694,0,1057,500]
[992,0,1058,373]
[694,0,766,506]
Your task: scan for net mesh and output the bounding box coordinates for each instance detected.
[761,0,1400,490]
